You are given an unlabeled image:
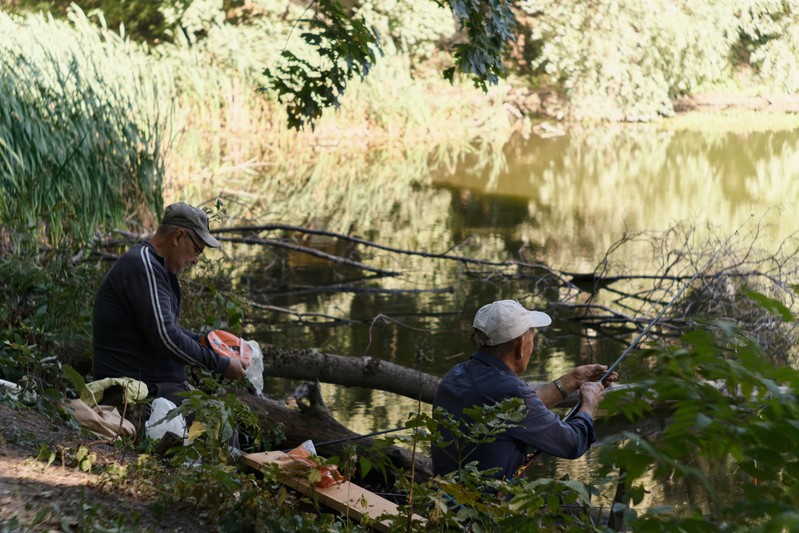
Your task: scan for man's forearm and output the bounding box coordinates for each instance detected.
[536,377,576,409]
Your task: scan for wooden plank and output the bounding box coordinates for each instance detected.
[244,451,426,532]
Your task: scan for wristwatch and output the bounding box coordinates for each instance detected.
[553,378,568,399]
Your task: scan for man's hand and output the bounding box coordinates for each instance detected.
[578,381,606,415]
[538,363,619,409]
[569,364,618,389]
[223,357,248,380]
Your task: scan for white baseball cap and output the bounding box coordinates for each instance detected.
[473,300,552,346]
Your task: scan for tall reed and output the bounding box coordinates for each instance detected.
[0,4,515,250]
[0,8,167,248]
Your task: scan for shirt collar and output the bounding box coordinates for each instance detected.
[471,348,516,375]
[140,240,166,268]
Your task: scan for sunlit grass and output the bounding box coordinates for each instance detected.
[0,8,166,248]
[0,5,516,249]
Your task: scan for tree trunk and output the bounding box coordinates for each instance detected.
[261,344,440,404]
[239,382,433,484]
[260,343,589,406]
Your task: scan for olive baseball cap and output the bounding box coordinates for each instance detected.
[473,300,552,345]
[162,202,220,248]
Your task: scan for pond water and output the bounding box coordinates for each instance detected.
[195,120,799,510]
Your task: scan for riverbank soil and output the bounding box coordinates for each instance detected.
[0,403,205,531]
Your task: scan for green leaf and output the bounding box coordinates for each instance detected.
[745,290,794,321]
[560,479,591,504]
[359,456,372,478]
[61,364,86,394]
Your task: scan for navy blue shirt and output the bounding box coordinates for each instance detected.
[92,242,230,388]
[431,349,596,479]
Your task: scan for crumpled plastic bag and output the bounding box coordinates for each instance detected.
[277,440,344,489]
[145,397,186,442]
[243,339,264,396]
[202,332,264,396]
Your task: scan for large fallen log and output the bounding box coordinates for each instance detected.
[261,344,441,403]
[239,382,433,484]
[261,343,591,407]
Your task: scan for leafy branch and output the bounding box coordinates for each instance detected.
[262,0,382,130]
[264,0,518,129]
[438,0,517,89]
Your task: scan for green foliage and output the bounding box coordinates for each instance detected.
[137,444,334,530]
[263,0,382,130]
[438,0,516,90]
[10,0,239,43]
[0,247,105,426]
[745,289,795,322]
[598,316,799,530]
[522,0,799,121]
[737,0,799,92]
[264,0,520,129]
[522,0,732,121]
[355,0,455,61]
[0,249,100,366]
[160,0,225,42]
[154,388,262,465]
[9,0,799,131]
[12,0,175,42]
[0,8,166,248]
[413,397,524,480]
[399,401,604,531]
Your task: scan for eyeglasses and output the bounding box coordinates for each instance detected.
[185,230,204,256]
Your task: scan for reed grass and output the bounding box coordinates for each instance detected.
[155,21,513,151]
[0,8,166,248]
[0,4,516,249]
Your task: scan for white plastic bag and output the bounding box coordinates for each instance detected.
[145,397,187,441]
[0,378,36,403]
[243,339,264,396]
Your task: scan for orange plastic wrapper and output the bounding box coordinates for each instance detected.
[201,330,253,365]
[278,441,344,489]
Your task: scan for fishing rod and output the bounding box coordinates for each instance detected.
[515,219,750,478]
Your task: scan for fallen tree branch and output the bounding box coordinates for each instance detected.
[217,234,400,276]
[237,384,433,483]
[213,223,573,285]
[260,343,590,408]
[262,344,440,403]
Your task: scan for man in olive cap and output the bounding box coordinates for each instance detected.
[92,202,247,408]
[431,299,616,479]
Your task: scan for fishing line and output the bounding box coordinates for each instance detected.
[280,425,408,452]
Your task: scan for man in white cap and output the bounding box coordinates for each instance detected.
[92,202,248,409]
[431,299,616,479]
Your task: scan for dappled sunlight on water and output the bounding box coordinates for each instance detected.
[187,121,798,511]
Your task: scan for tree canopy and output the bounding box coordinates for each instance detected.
[263,0,799,128]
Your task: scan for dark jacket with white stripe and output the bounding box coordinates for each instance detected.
[92,241,230,387]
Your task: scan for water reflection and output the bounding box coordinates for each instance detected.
[194,122,797,510]
[434,126,799,268]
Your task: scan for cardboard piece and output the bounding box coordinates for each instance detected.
[243,451,426,531]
